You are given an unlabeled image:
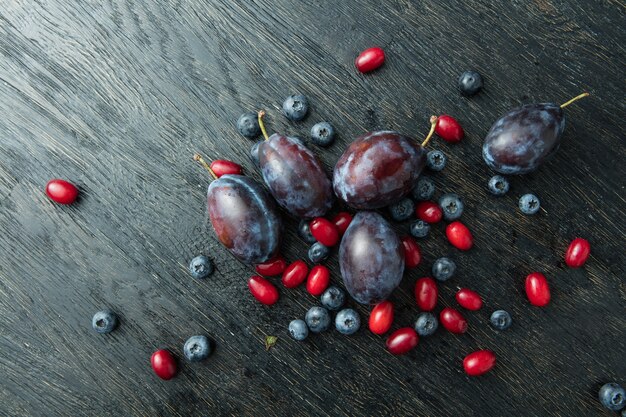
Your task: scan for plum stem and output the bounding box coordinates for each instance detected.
[560,92,589,108]
[258,110,270,141]
[193,153,217,180]
[420,116,438,147]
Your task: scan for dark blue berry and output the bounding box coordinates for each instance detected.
[412,176,435,201]
[310,122,335,147]
[414,312,438,336]
[410,220,431,238]
[250,141,262,167]
[490,310,512,330]
[426,150,446,171]
[335,309,360,335]
[237,112,260,139]
[92,309,118,334]
[599,383,626,411]
[519,194,540,215]
[320,286,345,311]
[298,219,317,244]
[388,198,414,222]
[282,94,309,121]
[305,306,330,333]
[438,193,463,221]
[189,255,214,279]
[488,175,509,196]
[308,242,330,264]
[183,335,211,362]
[458,70,483,96]
[289,319,309,341]
[432,257,456,282]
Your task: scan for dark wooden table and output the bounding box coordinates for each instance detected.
[1,1,624,415]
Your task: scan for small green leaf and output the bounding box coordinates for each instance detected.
[265,335,278,351]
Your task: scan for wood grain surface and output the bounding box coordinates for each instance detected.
[1,0,625,416]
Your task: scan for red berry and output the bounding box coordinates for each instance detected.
[401,236,422,268]
[414,277,438,311]
[355,47,385,73]
[564,238,590,268]
[446,221,473,251]
[386,327,419,355]
[281,260,309,288]
[415,201,443,223]
[435,115,464,143]
[525,272,550,307]
[309,218,340,247]
[151,349,177,380]
[306,265,330,296]
[332,212,353,236]
[440,307,468,334]
[463,350,496,376]
[248,275,279,305]
[45,179,79,205]
[455,288,483,311]
[369,301,394,335]
[254,255,287,277]
[210,159,242,178]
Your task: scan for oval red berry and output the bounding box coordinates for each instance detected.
[415,201,443,223]
[355,47,385,73]
[440,307,468,334]
[332,212,353,236]
[281,260,309,288]
[435,115,464,143]
[248,275,279,305]
[455,288,483,311]
[414,277,438,311]
[564,238,590,268]
[401,236,422,268]
[525,272,550,307]
[151,349,177,380]
[386,327,418,355]
[446,221,473,251]
[254,255,287,277]
[306,265,330,296]
[463,350,496,376]
[310,218,340,247]
[210,159,242,178]
[369,301,394,335]
[46,179,79,205]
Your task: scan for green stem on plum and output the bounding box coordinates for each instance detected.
[193,153,218,180]
[560,92,589,109]
[258,110,270,141]
[420,116,438,147]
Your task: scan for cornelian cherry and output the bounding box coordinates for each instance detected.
[401,236,422,268]
[306,265,330,296]
[355,47,385,73]
[463,350,496,376]
[254,255,287,277]
[151,349,177,380]
[369,301,394,335]
[282,260,309,288]
[415,277,438,311]
[456,288,483,311]
[415,201,443,223]
[435,115,464,143]
[525,272,550,307]
[46,179,79,205]
[386,327,418,355]
[210,159,242,178]
[248,275,279,305]
[440,307,468,334]
[332,212,353,236]
[446,221,473,250]
[310,218,340,247]
[565,238,590,268]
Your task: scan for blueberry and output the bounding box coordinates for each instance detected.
[298,219,317,244]
[599,383,626,411]
[412,176,435,201]
[519,193,540,215]
[288,319,309,341]
[414,312,438,336]
[308,242,330,264]
[183,335,211,362]
[438,193,464,221]
[410,220,431,238]
[458,70,483,96]
[282,94,309,121]
[432,257,456,282]
[92,309,118,334]
[335,309,360,335]
[189,255,214,279]
[488,175,510,196]
[490,310,512,330]
[310,122,335,147]
[320,286,345,311]
[388,198,415,222]
[305,306,331,333]
[426,150,446,171]
[236,112,261,139]
[250,141,262,167]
